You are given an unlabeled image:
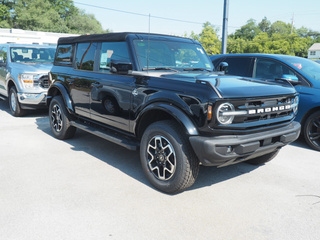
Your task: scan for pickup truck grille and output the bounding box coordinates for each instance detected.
[38,75,50,88]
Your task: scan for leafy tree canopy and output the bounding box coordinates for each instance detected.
[0,0,109,34]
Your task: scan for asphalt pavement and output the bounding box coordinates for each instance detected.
[0,99,319,240]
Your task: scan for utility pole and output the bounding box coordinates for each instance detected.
[221,0,229,54]
[291,13,295,34]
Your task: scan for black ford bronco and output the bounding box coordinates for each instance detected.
[47,32,300,193]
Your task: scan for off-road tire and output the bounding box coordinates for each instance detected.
[49,95,76,140]
[140,120,199,193]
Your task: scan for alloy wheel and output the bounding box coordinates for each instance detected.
[146,135,176,181]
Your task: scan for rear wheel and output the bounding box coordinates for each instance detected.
[49,95,76,140]
[303,111,320,151]
[140,120,199,193]
[9,86,26,117]
[245,149,280,165]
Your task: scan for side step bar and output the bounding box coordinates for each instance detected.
[70,120,140,151]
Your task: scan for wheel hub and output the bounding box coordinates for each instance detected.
[51,104,63,132]
[147,135,176,181]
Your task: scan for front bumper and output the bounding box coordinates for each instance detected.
[17,91,47,106]
[189,121,301,167]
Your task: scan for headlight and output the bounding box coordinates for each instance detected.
[19,74,41,88]
[217,102,235,125]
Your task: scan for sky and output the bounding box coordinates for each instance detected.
[73,0,320,38]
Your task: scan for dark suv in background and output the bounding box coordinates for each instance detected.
[211,54,320,151]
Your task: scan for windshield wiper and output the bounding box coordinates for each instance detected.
[142,67,180,72]
[183,68,212,72]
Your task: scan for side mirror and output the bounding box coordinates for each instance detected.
[217,62,228,73]
[277,74,301,85]
[110,59,133,75]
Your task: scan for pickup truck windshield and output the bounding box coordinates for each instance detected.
[10,47,56,63]
[133,39,213,71]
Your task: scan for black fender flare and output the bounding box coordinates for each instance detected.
[136,102,199,136]
[47,82,74,114]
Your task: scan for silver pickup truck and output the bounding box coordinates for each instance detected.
[0,44,56,116]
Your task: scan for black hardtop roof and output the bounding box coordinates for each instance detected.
[57,32,194,45]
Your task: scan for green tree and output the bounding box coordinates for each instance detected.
[190,22,221,55]
[258,17,271,33]
[234,19,261,40]
[14,0,69,32]
[67,11,105,34]
[9,0,108,34]
[269,21,292,36]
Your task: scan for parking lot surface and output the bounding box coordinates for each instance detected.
[0,99,319,240]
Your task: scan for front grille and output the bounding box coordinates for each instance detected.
[212,95,297,131]
[38,75,50,88]
[236,96,294,123]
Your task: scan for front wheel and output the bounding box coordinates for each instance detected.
[245,149,279,165]
[9,86,26,117]
[49,95,76,140]
[303,111,320,151]
[140,120,199,193]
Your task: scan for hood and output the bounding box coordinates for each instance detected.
[163,72,297,98]
[10,62,53,74]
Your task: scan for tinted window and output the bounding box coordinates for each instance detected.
[0,47,7,63]
[99,42,130,72]
[254,58,298,80]
[75,42,97,71]
[221,57,253,77]
[55,44,73,65]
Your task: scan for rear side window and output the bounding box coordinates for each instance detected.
[55,44,73,65]
[221,57,253,77]
[75,42,97,71]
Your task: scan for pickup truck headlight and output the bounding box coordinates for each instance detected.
[19,74,41,88]
[217,102,235,125]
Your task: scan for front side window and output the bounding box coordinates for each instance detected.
[75,42,97,71]
[0,47,7,63]
[254,58,298,80]
[99,42,130,72]
[280,56,320,81]
[133,39,213,71]
[11,47,55,63]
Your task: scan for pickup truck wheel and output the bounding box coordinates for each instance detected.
[140,120,199,193]
[49,95,76,140]
[303,111,320,151]
[9,86,26,117]
[245,149,279,165]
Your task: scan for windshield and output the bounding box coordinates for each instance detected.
[133,39,213,71]
[10,47,56,63]
[280,56,320,81]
